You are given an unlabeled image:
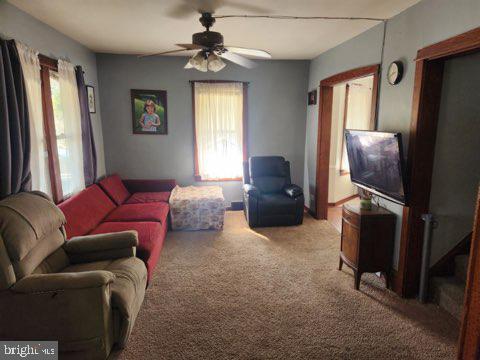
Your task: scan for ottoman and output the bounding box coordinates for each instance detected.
[169,185,226,230]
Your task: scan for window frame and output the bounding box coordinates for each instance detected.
[190,80,249,182]
[338,77,377,176]
[39,54,63,203]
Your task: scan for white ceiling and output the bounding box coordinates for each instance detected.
[8,0,421,59]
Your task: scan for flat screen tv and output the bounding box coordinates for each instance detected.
[345,130,407,205]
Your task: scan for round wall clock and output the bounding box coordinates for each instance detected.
[387,61,404,85]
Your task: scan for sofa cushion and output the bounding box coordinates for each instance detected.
[104,203,169,224]
[249,156,290,194]
[252,176,288,194]
[125,192,170,204]
[62,256,147,346]
[99,175,131,205]
[258,194,297,216]
[0,192,65,261]
[249,156,287,178]
[59,185,116,238]
[89,222,166,282]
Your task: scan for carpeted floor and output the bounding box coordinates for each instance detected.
[115,211,458,360]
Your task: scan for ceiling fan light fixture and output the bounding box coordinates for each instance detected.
[207,53,226,72]
[197,58,208,72]
[187,51,208,72]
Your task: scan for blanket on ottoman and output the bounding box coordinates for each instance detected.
[169,186,225,230]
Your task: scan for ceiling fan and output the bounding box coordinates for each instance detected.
[139,12,272,72]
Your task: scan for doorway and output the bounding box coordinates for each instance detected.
[315,65,379,221]
[326,76,375,231]
[397,26,480,299]
[425,51,480,323]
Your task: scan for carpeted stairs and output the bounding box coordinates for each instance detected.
[431,254,469,320]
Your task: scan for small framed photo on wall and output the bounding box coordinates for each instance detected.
[86,85,96,113]
[131,89,168,135]
[308,89,317,105]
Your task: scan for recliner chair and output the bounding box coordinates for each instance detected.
[0,191,147,360]
[243,156,304,227]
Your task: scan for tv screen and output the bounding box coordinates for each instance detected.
[345,130,407,205]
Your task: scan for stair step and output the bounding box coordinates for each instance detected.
[455,254,469,282]
[431,276,465,320]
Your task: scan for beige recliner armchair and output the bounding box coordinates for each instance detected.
[0,191,147,360]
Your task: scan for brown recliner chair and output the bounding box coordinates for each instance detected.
[0,191,147,360]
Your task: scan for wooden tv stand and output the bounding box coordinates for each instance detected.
[339,202,396,290]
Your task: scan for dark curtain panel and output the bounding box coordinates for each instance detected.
[75,66,97,186]
[0,39,31,199]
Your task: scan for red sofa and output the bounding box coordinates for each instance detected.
[58,175,176,283]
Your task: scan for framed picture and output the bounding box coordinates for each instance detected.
[131,89,168,135]
[308,89,317,105]
[86,85,96,113]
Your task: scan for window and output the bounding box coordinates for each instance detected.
[50,72,78,196]
[339,76,375,174]
[192,81,248,181]
[39,55,85,201]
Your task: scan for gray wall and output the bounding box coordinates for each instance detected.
[96,55,309,203]
[304,0,480,268]
[0,2,106,177]
[428,53,480,265]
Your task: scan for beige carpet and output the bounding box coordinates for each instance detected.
[116,211,458,360]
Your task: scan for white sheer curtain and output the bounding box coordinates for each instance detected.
[194,82,244,180]
[15,41,52,196]
[57,59,85,195]
[341,83,373,172]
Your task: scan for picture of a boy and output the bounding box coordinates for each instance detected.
[139,99,161,132]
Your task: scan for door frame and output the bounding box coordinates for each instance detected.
[458,186,480,359]
[398,26,480,298]
[314,64,380,220]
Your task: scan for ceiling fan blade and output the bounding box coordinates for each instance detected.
[138,49,190,58]
[167,0,224,18]
[166,3,194,18]
[225,46,271,59]
[220,51,256,69]
[224,1,271,14]
[176,43,207,50]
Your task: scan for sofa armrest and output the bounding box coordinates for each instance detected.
[123,179,177,193]
[12,271,115,293]
[284,184,303,198]
[64,231,137,264]
[243,184,260,198]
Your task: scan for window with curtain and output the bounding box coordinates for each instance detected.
[16,41,52,196]
[11,43,90,202]
[340,77,374,174]
[34,54,85,201]
[52,60,85,196]
[192,81,247,181]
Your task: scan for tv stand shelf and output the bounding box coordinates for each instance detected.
[339,203,396,290]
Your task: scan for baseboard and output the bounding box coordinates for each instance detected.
[328,194,359,208]
[304,205,316,217]
[429,232,472,277]
[227,201,244,211]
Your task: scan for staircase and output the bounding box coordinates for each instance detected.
[430,254,469,320]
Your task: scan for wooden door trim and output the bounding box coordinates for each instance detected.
[399,26,480,298]
[314,64,380,220]
[458,186,480,359]
[416,27,480,61]
[315,85,333,220]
